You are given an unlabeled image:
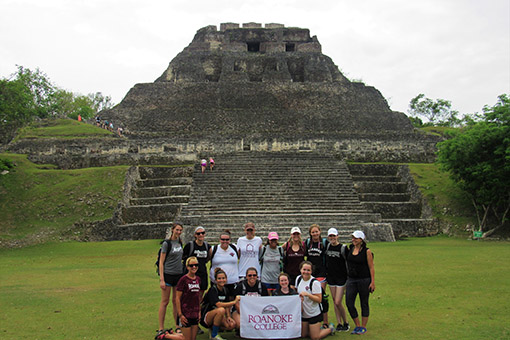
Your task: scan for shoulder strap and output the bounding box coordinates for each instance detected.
[258,280,262,294]
[188,241,195,257]
[296,275,302,288]
[278,246,283,259]
[211,244,218,259]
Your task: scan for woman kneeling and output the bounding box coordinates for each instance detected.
[201,268,239,340]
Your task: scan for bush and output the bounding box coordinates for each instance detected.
[0,158,14,172]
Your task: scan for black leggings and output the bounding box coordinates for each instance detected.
[345,278,371,319]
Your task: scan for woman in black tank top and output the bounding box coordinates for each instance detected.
[345,230,375,335]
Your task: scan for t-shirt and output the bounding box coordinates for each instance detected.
[237,236,262,278]
[284,242,306,279]
[161,239,183,275]
[260,246,282,284]
[273,287,298,296]
[233,280,269,297]
[176,275,201,319]
[325,243,347,284]
[306,240,327,277]
[203,285,230,314]
[183,241,210,277]
[210,245,239,285]
[296,276,322,318]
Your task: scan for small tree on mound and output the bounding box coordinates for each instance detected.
[437,94,510,233]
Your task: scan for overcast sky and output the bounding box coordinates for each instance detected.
[1,0,509,116]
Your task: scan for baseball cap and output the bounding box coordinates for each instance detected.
[268,232,279,240]
[327,228,338,236]
[290,227,301,234]
[351,230,366,240]
[194,226,205,233]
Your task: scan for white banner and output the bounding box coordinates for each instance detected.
[240,295,301,339]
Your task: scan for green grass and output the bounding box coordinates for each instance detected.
[0,237,508,339]
[14,118,115,140]
[409,163,477,232]
[0,153,127,243]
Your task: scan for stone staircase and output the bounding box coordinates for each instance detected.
[348,163,438,239]
[112,166,193,239]
[178,152,395,243]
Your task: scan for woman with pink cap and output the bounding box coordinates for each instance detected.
[259,231,284,295]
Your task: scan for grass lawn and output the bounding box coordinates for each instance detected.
[13,118,115,140]
[0,153,127,243]
[1,237,508,340]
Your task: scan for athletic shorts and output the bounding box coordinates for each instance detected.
[327,276,346,287]
[315,277,327,283]
[164,273,183,287]
[302,313,323,325]
[180,317,199,327]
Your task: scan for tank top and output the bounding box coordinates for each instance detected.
[347,246,370,279]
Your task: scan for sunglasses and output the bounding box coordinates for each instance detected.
[247,274,257,277]
[220,238,230,241]
[195,232,205,235]
[188,263,199,268]
[246,229,254,232]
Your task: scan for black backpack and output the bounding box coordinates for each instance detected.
[295,275,329,313]
[259,245,284,272]
[210,243,238,260]
[155,239,171,275]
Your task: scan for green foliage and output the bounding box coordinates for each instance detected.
[0,65,114,143]
[14,118,115,140]
[0,153,127,242]
[437,94,510,230]
[0,157,15,172]
[408,93,460,127]
[1,237,509,339]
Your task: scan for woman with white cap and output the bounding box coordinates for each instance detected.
[325,228,349,332]
[345,230,375,335]
[259,231,284,295]
[282,227,306,287]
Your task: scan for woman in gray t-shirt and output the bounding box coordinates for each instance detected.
[259,232,283,294]
[158,223,184,334]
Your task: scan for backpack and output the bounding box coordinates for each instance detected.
[210,243,238,260]
[201,284,230,315]
[259,245,284,271]
[155,239,171,275]
[295,275,329,313]
[184,240,211,260]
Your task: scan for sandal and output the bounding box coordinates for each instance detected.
[175,327,182,334]
[155,330,166,340]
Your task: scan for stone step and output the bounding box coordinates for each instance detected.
[358,193,411,202]
[348,163,400,176]
[362,202,422,219]
[130,195,190,205]
[121,204,185,223]
[354,182,407,193]
[383,218,438,239]
[133,185,191,198]
[137,177,193,187]
[138,166,193,179]
[351,175,400,182]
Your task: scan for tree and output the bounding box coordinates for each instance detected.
[0,78,35,143]
[437,94,510,233]
[408,94,460,127]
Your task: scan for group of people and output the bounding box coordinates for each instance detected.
[201,158,215,173]
[156,222,375,340]
[94,115,125,137]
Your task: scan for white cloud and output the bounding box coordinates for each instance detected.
[0,0,508,114]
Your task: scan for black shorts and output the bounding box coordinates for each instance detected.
[302,313,323,325]
[327,275,347,287]
[180,317,199,327]
[164,273,183,287]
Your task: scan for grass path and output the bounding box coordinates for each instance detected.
[1,237,509,339]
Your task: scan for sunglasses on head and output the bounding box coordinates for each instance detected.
[195,231,205,235]
[188,263,199,268]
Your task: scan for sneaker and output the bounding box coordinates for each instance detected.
[328,323,336,335]
[338,322,350,332]
[211,335,226,340]
[351,327,361,335]
[357,327,367,334]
